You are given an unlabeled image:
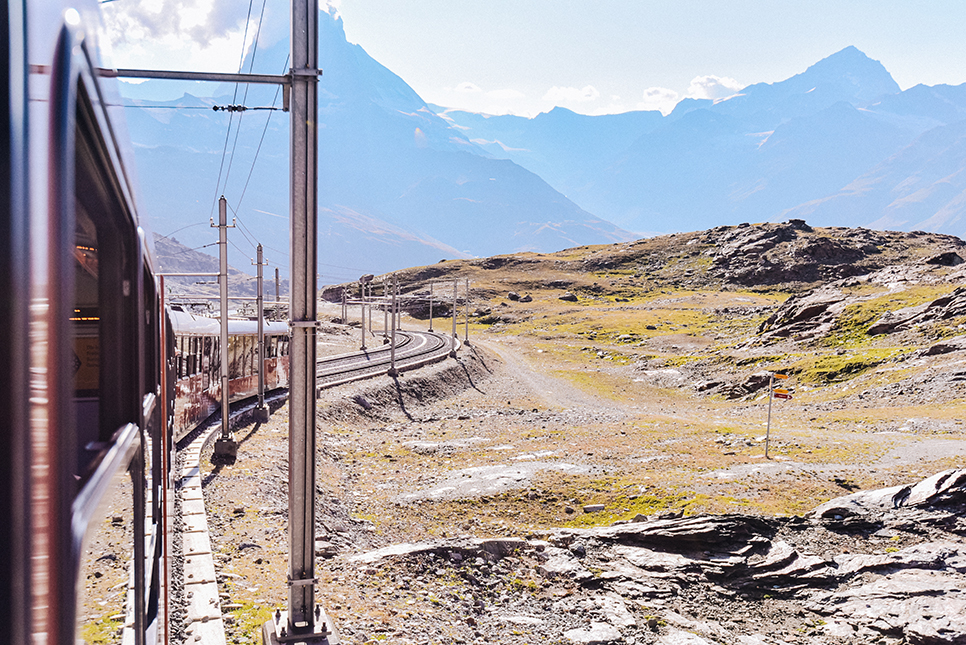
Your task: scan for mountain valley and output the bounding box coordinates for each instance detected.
[198,222,966,645]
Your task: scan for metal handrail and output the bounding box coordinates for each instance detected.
[70,422,141,566]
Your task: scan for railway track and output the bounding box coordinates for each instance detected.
[173,329,460,643]
[317,330,457,389]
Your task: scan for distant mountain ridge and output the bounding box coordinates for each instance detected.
[442,46,966,241]
[127,8,632,283]
[127,21,966,281]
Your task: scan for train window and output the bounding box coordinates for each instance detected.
[213,337,221,384]
[227,336,240,379]
[71,81,140,475]
[184,337,191,376]
[248,336,258,376]
[202,337,213,390]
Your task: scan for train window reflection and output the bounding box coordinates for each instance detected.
[75,474,132,643]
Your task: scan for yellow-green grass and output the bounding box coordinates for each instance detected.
[823,284,959,348]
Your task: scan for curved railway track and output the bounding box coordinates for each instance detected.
[171,329,461,643]
[317,330,458,388]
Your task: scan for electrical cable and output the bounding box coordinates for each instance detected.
[157,221,207,241]
[230,212,260,249]
[234,55,289,214]
[229,212,259,251]
[208,0,256,221]
[119,104,281,111]
[228,237,254,259]
[179,243,218,253]
[221,0,269,197]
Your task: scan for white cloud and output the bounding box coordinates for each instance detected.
[542,85,601,103]
[686,75,743,100]
[635,76,742,116]
[487,88,526,100]
[431,83,530,116]
[637,87,679,115]
[101,0,286,72]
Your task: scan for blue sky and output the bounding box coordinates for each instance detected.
[106,0,966,115]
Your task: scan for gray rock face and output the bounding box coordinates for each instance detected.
[868,286,966,335]
[705,223,881,287]
[350,469,966,644]
[756,285,848,340]
[811,468,966,518]
[564,622,623,644]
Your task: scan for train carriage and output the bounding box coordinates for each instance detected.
[169,310,290,441]
[0,3,292,643]
[0,2,170,644]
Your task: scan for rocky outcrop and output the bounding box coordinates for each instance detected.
[352,470,966,644]
[703,223,885,287]
[868,286,966,335]
[751,264,966,346]
[755,286,849,340]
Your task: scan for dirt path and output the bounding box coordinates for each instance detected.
[197,333,966,645]
[472,338,630,413]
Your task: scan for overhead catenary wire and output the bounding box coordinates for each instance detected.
[221,0,270,199]
[171,242,219,255]
[119,104,282,111]
[227,237,253,258]
[232,215,261,251]
[157,221,207,242]
[198,0,283,274]
[233,55,289,213]
[208,0,257,221]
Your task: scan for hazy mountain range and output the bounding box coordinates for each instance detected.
[126,9,966,281]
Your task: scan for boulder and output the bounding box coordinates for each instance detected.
[926,251,964,266]
[564,622,623,645]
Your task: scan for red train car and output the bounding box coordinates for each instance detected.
[169,309,290,441]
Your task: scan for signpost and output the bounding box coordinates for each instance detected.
[765,373,791,459]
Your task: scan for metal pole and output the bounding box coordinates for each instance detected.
[395,277,401,331]
[388,274,398,377]
[275,267,281,320]
[254,245,269,422]
[360,281,366,351]
[213,196,237,459]
[383,279,389,340]
[159,275,170,645]
[765,374,773,459]
[449,279,458,357]
[428,281,433,332]
[464,278,470,345]
[277,0,322,638]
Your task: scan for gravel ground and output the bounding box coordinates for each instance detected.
[197,337,966,645]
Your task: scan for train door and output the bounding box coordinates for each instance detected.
[36,21,155,645]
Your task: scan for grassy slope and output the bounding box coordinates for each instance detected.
[322,223,966,525]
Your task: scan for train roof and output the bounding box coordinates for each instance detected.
[168,309,289,336]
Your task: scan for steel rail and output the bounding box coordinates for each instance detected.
[316,331,454,388]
